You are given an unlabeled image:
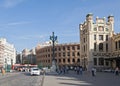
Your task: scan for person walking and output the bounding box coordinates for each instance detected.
[79,66,83,75]
[76,66,80,75]
[91,67,96,76]
[115,67,119,76]
[1,68,5,75]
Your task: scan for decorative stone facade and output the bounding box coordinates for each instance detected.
[79,14,114,70]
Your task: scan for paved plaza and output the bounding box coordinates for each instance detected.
[43,71,120,86]
[0,72,43,86]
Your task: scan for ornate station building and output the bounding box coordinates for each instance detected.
[80,13,120,71]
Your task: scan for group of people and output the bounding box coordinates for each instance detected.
[57,66,69,74]
[91,67,120,77]
[56,66,120,77]
[75,66,83,75]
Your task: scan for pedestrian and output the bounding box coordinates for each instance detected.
[79,66,83,75]
[1,68,5,75]
[76,66,80,75]
[66,66,69,74]
[91,67,96,76]
[115,67,119,76]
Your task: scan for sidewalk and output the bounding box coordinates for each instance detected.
[43,71,120,86]
[0,71,20,78]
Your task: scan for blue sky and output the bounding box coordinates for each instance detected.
[0,0,120,52]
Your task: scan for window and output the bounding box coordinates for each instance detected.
[99,43,103,51]
[99,58,104,65]
[63,52,65,57]
[94,43,96,51]
[94,27,97,31]
[63,47,65,51]
[115,41,118,50]
[72,46,75,50]
[68,59,70,63]
[77,59,80,62]
[77,52,80,56]
[72,52,75,56]
[98,26,104,31]
[106,43,108,52]
[77,46,80,50]
[63,59,65,63]
[67,46,70,50]
[106,28,108,31]
[84,45,85,52]
[58,47,61,51]
[94,35,96,40]
[55,48,57,51]
[105,61,109,66]
[67,52,70,56]
[106,35,108,41]
[72,59,75,63]
[119,40,120,49]
[59,53,61,57]
[93,58,97,65]
[59,59,61,62]
[48,60,50,63]
[84,38,85,43]
[99,35,103,40]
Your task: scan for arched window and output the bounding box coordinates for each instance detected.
[77,59,80,62]
[68,59,70,63]
[72,59,75,63]
[99,43,103,51]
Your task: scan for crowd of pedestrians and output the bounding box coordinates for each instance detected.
[55,65,120,77]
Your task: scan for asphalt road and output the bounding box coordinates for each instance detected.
[0,72,43,86]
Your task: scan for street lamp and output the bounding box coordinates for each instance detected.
[50,32,57,72]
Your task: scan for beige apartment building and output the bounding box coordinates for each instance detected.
[79,13,116,70]
[0,38,16,68]
[36,43,80,69]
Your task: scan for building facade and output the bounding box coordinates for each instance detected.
[0,38,16,68]
[79,14,114,70]
[21,48,36,65]
[110,33,120,69]
[36,43,80,69]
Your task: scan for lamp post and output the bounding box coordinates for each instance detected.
[50,32,57,72]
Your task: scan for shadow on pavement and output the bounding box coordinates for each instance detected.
[45,70,120,86]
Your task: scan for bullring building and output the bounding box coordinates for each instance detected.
[36,43,80,69]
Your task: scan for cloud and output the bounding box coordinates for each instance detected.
[2,0,26,8]
[6,21,31,26]
[18,35,45,40]
[0,21,31,28]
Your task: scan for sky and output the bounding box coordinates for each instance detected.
[0,0,120,52]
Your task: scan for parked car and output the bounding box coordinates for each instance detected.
[30,68,40,76]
